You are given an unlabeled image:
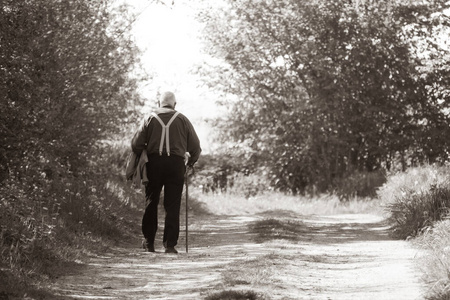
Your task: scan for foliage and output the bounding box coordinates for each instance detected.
[378,165,450,298]
[197,0,450,194]
[380,165,450,238]
[377,164,450,205]
[415,219,450,300]
[334,170,386,200]
[193,153,271,198]
[0,0,146,182]
[386,184,450,239]
[0,0,147,296]
[0,140,144,297]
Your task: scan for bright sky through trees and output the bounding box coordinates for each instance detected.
[125,0,218,151]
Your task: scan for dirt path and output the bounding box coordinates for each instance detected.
[51,212,424,300]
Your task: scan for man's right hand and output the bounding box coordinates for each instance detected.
[186,165,195,176]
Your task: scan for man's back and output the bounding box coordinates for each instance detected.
[131,91,201,253]
[132,107,201,166]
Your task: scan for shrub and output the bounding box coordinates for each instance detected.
[334,170,386,201]
[0,138,143,297]
[379,165,450,239]
[193,153,270,198]
[377,165,450,206]
[415,219,450,300]
[386,185,450,239]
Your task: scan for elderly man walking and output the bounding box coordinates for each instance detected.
[131,91,201,253]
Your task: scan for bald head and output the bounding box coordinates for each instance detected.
[160,91,177,109]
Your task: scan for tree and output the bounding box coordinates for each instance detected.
[0,0,148,287]
[0,0,145,179]
[198,0,450,194]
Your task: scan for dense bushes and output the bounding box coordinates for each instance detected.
[0,0,144,182]
[194,152,386,200]
[415,219,450,300]
[0,140,143,297]
[0,0,146,297]
[200,0,450,195]
[381,165,450,239]
[334,170,386,200]
[193,153,271,198]
[381,165,450,299]
[386,185,450,239]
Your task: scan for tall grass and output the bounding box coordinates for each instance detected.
[379,165,450,239]
[195,190,382,216]
[379,165,450,300]
[385,185,450,239]
[415,219,450,300]
[378,165,450,207]
[193,171,382,216]
[0,139,143,298]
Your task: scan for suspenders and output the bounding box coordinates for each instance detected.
[151,111,180,156]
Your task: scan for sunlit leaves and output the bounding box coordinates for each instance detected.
[0,0,145,178]
[200,0,450,194]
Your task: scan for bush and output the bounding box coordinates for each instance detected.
[0,139,143,297]
[386,185,450,239]
[193,153,270,198]
[415,219,450,300]
[334,170,386,201]
[379,165,450,239]
[378,165,450,205]
[0,0,145,297]
[0,0,144,184]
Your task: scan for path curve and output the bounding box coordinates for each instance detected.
[51,212,424,300]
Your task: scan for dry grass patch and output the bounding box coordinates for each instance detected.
[210,252,300,299]
[250,218,306,243]
[414,219,450,300]
[205,254,284,299]
[195,190,382,216]
[221,254,280,287]
[204,289,267,300]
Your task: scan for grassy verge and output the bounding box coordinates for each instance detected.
[414,219,450,300]
[0,141,143,298]
[194,190,382,216]
[379,165,450,300]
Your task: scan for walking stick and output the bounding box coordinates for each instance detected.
[185,166,190,253]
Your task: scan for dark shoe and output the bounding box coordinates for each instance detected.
[164,246,178,254]
[142,239,155,252]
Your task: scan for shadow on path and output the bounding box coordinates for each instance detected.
[51,211,423,300]
[250,212,392,244]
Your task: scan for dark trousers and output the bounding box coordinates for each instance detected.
[143,155,185,248]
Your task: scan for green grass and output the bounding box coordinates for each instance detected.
[377,165,450,207]
[222,255,278,286]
